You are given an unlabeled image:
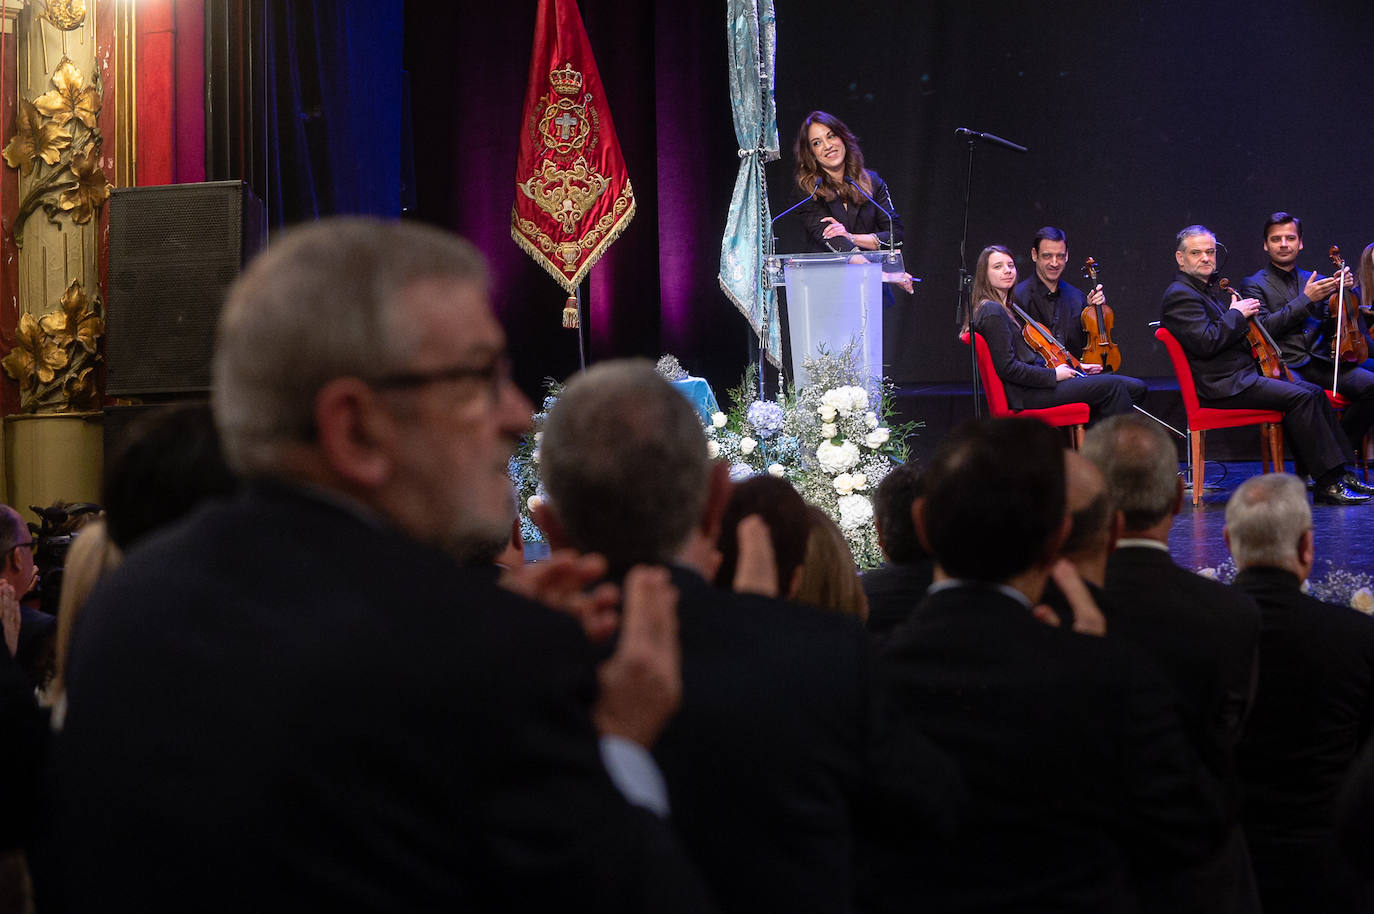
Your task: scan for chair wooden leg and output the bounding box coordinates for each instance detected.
[1191,430,1205,506]
[1270,424,1285,473]
[1072,425,1085,450]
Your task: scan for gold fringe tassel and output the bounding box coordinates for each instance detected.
[562,296,580,329]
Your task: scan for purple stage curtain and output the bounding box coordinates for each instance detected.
[405,2,751,399]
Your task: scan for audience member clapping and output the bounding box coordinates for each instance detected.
[711,474,810,598]
[537,359,960,914]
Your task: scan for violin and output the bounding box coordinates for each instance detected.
[1219,278,1293,383]
[1078,257,1122,372]
[1008,300,1083,376]
[1327,245,1368,363]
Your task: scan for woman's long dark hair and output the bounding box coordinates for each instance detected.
[793,110,872,205]
[968,244,1016,331]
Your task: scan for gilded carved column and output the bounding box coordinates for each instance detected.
[0,0,109,509]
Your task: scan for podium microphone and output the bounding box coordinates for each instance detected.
[771,178,823,226]
[845,176,898,257]
[954,127,1028,154]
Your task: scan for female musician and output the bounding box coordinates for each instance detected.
[792,111,912,296]
[970,245,1146,422]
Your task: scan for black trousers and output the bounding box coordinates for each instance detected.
[1294,360,1374,455]
[1017,374,1147,424]
[1203,374,1349,480]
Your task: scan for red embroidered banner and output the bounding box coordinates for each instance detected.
[511,0,635,298]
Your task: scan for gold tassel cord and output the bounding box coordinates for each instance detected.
[562,296,580,329]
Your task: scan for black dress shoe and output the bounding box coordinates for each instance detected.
[1342,473,1374,495]
[1314,481,1373,505]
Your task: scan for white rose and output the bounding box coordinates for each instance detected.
[711,411,728,428]
[864,427,890,449]
[817,404,838,423]
[1197,567,1218,579]
[1352,587,1374,613]
[833,473,856,495]
[706,440,720,458]
[527,495,543,512]
[852,472,868,490]
[821,422,838,439]
[535,431,544,443]
[865,411,879,429]
[846,386,869,413]
[767,463,786,478]
[816,439,860,474]
[740,436,758,456]
[532,448,541,463]
[836,494,874,530]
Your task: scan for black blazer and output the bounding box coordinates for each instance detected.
[1232,565,1374,912]
[865,583,1226,913]
[973,298,1056,409]
[1234,566,1374,838]
[1104,546,1261,783]
[1238,266,1325,367]
[655,568,960,914]
[1103,545,1264,914]
[1161,270,1260,400]
[860,559,934,636]
[796,170,903,253]
[49,484,714,913]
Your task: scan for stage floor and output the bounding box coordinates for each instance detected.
[1167,461,1374,576]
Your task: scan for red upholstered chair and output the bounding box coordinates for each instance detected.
[960,331,1088,449]
[1154,327,1284,505]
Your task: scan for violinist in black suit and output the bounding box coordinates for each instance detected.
[1239,212,1374,459]
[1160,224,1368,505]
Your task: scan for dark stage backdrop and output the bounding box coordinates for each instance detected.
[408,0,1374,399]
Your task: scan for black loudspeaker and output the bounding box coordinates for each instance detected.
[106,181,265,396]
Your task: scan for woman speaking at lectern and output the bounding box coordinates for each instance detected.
[791,111,911,295]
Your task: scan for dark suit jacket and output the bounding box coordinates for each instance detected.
[1239,265,1325,367]
[1103,545,1264,914]
[1161,270,1261,400]
[48,484,713,913]
[867,583,1226,913]
[860,559,934,636]
[797,170,903,253]
[1233,566,1374,913]
[1104,546,1260,784]
[655,568,959,914]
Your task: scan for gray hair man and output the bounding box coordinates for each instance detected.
[49,219,708,913]
[535,359,960,914]
[1084,414,1263,912]
[1226,472,1374,914]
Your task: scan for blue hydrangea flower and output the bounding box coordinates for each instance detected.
[542,395,559,411]
[747,400,786,437]
[776,435,800,457]
[729,461,755,482]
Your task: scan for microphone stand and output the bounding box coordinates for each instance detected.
[956,134,980,415]
[952,127,1028,418]
[763,180,824,396]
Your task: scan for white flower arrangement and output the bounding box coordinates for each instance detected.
[1195,557,1374,610]
[511,346,918,568]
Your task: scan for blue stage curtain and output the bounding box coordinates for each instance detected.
[261,0,402,225]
